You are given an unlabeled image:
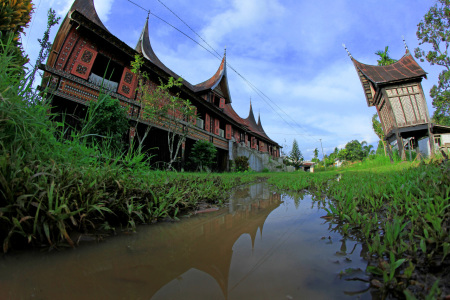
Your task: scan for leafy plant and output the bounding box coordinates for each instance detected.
[189,140,217,171]
[234,156,249,172]
[415,0,450,126]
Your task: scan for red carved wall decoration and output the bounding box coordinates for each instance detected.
[205,113,210,132]
[118,67,137,98]
[70,45,98,80]
[219,98,225,108]
[225,124,232,140]
[56,28,79,70]
[214,118,220,135]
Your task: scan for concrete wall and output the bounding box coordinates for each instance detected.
[229,141,287,172]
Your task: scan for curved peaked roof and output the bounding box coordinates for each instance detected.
[257,114,267,136]
[193,52,232,103]
[352,50,427,85]
[135,17,186,83]
[68,0,108,32]
[223,101,274,143]
[351,49,427,107]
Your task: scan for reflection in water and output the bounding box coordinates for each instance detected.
[0,183,370,299]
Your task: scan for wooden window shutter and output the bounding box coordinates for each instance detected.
[70,46,98,80]
[190,107,197,125]
[245,134,248,145]
[214,119,220,135]
[205,113,210,132]
[219,98,225,108]
[234,130,240,142]
[118,67,137,98]
[225,124,232,140]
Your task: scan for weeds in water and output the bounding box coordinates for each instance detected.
[266,155,450,297]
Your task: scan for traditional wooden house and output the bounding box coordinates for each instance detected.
[40,0,281,170]
[347,45,450,159]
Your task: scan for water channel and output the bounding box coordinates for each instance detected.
[0,183,372,299]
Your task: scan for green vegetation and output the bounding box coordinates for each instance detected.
[267,155,450,298]
[289,139,303,169]
[415,0,450,126]
[0,0,34,69]
[375,46,398,66]
[0,36,263,252]
[84,93,129,152]
[188,140,217,171]
[131,55,197,170]
[234,156,250,172]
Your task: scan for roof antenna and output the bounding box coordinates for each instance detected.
[342,43,353,59]
[402,35,409,52]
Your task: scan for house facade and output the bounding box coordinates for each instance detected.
[41,0,281,171]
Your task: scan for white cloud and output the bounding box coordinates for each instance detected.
[201,0,285,48]
[57,0,114,22]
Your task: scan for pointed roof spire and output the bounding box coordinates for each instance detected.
[402,35,409,52]
[246,99,257,127]
[135,15,181,80]
[342,43,353,59]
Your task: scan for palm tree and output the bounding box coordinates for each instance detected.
[375,46,398,66]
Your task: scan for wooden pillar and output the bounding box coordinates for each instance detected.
[428,123,435,156]
[396,130,406,160]
[181,141,186,171]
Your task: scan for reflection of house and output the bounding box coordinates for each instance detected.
[0,184,282,299]
[41,0,281,170]
[346,45,450,159]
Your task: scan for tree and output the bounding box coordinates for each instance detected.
[342,140,365,161]
[189,140,217,171]
[131,55,197,170]
[362,141,374,157]
[312,148,320,163]
[415,0,450,126]
[372,113,386,155]
[375,46,398,66]
[289,139,303,169]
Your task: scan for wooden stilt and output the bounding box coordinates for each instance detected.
[396,130,406,160]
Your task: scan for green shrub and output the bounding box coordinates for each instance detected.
[84,94,129,152]
[234,156,249,172]
[189,140,217,171]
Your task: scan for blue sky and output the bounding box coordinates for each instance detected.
[22,0,441,159]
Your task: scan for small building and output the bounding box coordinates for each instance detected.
[300,161,315,172]
[346,45,450,159]
[40,0,281,171]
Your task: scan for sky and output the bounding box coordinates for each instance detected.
[21,0,442,160]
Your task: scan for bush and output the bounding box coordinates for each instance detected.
[84,94,129,152]
[234,156,249,172]
[189,140,217,171]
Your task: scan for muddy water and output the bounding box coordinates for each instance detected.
[0,183,371,299]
